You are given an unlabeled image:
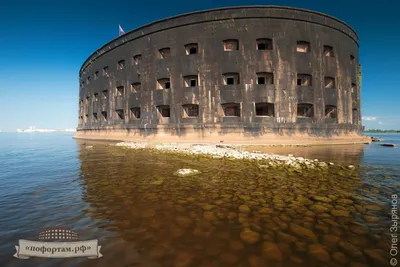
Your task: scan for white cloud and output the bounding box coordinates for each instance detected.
[378,121,384,125]
[362,116,377,121]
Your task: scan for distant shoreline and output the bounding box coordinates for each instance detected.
[364,130,400,133]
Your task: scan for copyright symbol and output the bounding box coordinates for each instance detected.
[391,258,398,266]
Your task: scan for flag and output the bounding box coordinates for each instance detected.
[119,25,125,36]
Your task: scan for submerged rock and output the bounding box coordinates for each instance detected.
[240,229,260,244]
[363,248,386,264]
[229,240,244,250]
[276,231,297,243]
[262,242,283,261]
[248,255,265,267]
[311,196,332,203]
[336,198,354,205]
[219,252,238,264]
[332,252,348,264]
[294,241,308,253]
[174,168,200,177]
[238,205,251,213]
[289,223,318,242]
[322,235,341,249]
[308,244,331,262]
[338,241,363,258]
[331,209,351,217]
[174,251,193,267]
[364,204,382,211]
[309,204,330,213]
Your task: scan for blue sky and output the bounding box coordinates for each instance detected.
[0,0,399,131]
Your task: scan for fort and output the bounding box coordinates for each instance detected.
[75,6,369,144]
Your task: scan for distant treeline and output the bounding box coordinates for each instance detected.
[365,129,400,133]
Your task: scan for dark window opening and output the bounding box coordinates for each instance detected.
[159,48,171,59]
[184,75,198,87]
[131,83,141,93]
[183,104,199,117]
[350,55,355,63]
[256,38,273,50]
[185,43,198,55]
[103,67,109,76]
[130,107,141,119]
[157,78,171,89]
[297,103,314,117]
[94,71,99,80]
[325,105,337,119]
[223,73,239,85]
[116,109,124,120]
[352,108,359,123]
[157,105,170,117]
[189,47,197,54]
[102,90,108,99]
[223,39,239,51]
[257,72,274,85]
[116,86,124,96]
[85,114,88,123]
[94,93,98,101]
[86,76,91,84]
[222,103,240,117]
[323,46,334,57]
[101,111,107,121]
[324,77,335,88]
[133,55,141,65]
[255,103,275,116]
[297,41,310,53]
[117,60,125,70]
[351,83,357,99]
[297,74,312,86]
[93,113,98,121]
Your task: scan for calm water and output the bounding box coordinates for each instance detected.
[0,133,399,267]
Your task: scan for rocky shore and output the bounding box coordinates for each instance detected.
[114,142,354,171]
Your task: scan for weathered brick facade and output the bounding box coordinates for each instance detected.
[77,6,364,140]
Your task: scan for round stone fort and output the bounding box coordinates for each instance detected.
[77,6,366,143]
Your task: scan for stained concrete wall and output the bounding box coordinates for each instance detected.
[77,6,364,139]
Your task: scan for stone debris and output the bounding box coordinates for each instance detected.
[114,142,343,171]
[174,169,201,177]
[115,142,148,149]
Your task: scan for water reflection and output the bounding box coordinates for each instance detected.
[74,141,391,267]
[242,144,365,165]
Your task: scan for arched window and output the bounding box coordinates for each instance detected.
[255,103,275,116]
[182,104,199,117]
[297,103,314,117]
[325,105,337,119]
[222,103,240,117]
